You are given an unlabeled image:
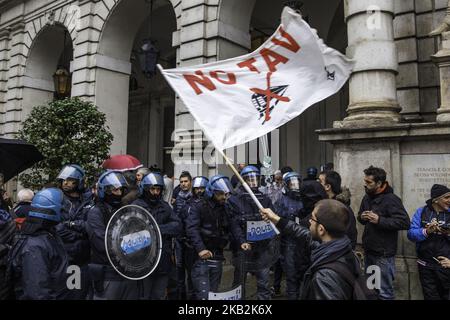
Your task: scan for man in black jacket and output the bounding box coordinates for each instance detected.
[357,166,410,300]
[260,199,360,300]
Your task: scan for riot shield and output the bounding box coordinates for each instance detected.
[105,204,162,280]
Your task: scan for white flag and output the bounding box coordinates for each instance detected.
[159,7,354,151]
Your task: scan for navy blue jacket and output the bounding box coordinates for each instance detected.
[133,198,181,274]
[56,193,92,265]
[185,198,230,259]
[226,187,275,247]
[173,190,192,237]
[274,194,304,244]
[9,230,68,300]
[407,204,450,267]
[85,202,116,266]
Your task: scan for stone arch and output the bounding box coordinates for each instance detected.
[94,0,177,159]
[22,22,73,120]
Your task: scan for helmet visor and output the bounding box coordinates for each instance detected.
[192,177,208,188]
[57,166,81,180]
[287,177,301,191]
[212,178,233,195]
[244,173,260,188]
[103,172,128,189]
[143,173,164,188]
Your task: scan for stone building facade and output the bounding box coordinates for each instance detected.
[1,0,450,299]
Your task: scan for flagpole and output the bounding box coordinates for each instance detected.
[216,148,280,235]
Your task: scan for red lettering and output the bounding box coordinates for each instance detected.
[237,58,261,74]
[210,70,236,85]
[260,48,289,72]
[271,26,300,53]
[183,71,216,95]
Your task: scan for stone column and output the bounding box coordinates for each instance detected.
[431,31,450,123]
[4,22,26,137]
[0,29,10,136]
[338,0,401,128]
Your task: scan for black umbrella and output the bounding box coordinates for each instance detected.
[0,138,44,182]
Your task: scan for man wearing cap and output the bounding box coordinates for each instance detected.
[407,184,450,300]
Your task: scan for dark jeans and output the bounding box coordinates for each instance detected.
[281,243,300,300]
[364,254,395,300]
[175,239,187,299]
[418,265,450,300]
[191,259,223,300]
[272,258,282,292]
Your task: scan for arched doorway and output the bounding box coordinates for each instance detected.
[95,0,177,173]
[23,24,73,119]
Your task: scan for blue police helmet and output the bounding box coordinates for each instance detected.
[206,175,233,198]
[192,176,209,189]
[240,165,260,178]
[306,166,318,178]
[97,170,128,200]
[139,172,165,196]
[57,164,86,191]
[28,188,64,222]
[283,171,302,191]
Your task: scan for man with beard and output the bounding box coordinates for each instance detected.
[173,171,193,299]
[133,172,181,299]
[318,170,357,249]
[9,188,69,300]
[407,184,450,300]
[186,175,232,300]
[260,199,360,300]
[358,165,410,300]
[54,164,92,299]
[86,171,140,300]
[273,171,304,300]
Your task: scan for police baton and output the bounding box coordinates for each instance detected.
[217,148,280,235]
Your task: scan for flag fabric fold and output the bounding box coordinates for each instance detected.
[159,7,354,151]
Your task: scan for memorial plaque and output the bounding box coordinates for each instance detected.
[401,154,450,215]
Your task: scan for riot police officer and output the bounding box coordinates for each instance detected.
[182,176,209,299]
[55,164,92,299]
[9,188,69,299]
[133,172,181,299]
[273,172,304,300]
[227,165,277,300]
[186,175,231,300]
[85,171,140,300]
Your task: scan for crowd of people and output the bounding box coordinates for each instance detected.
[0,161,449,300]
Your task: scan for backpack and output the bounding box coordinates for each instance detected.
[317,260,379,300]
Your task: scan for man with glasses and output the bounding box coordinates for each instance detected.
[260,199,361,300]
[185,175,232,300]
